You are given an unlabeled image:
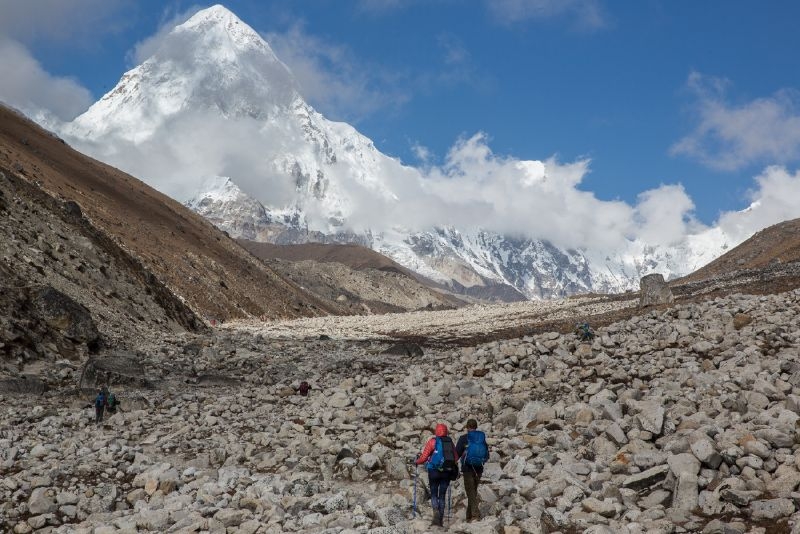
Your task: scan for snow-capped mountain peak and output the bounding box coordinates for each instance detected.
[66,4,298,142]
[188,176,243,204]
[60,4,741,302]
[175,5,287,65]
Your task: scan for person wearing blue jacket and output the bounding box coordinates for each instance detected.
[456,419,489,522]
[94,388,107,424]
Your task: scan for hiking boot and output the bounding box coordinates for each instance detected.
[431,511,441,527]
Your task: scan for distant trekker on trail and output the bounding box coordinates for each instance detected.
[106,389,120,415]
[456,419,490,522]
[94,387,107,424]
[415,423,459,527]
[575,322,595,342]
[298,380,311,396]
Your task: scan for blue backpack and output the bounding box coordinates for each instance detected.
[463,430,489,466]
[428,437,458,474]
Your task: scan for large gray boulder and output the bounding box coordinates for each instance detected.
[32,286,99,344]
[28,487,57,515]
[639,273,674,307]
[80,351,149,389]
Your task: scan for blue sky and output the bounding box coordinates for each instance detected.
[2,0,800,227]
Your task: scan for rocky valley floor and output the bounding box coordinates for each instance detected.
[2,287,800,533]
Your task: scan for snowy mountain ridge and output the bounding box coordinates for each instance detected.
[62,4,736,301]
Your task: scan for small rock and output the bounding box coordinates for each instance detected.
[749,498,795,520]
[582,497,616,518]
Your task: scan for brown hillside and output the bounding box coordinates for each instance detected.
[238,240,414,274]
[239,240,466,312]
[1,165,204,369]
[0,105,342,321]
[676,218,800,285]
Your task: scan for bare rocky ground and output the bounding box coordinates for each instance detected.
[225,257,800,347]
[6,95,800,534]
[226,293,636,345]
[3,285,800,533]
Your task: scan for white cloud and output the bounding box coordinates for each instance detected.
[438,33,469,66]
[335,132,800,256]
[717,166,800,242]
[303,132,678,253]
[264,23,410,122]
[0,39,93,121]
[68,110,301,206]
[128,5,204,65]
[487,0,607,30]
[403,136,800,254]
[0,0,129,44]
[672,72,800,171]
[0,0,129,121]
[633,184,698,246]
[411,142,433,165]
[410,134,637,251]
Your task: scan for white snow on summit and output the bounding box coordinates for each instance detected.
[66,4,299,143]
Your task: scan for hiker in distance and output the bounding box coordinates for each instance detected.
[456,419,490,522]
[297,380,311,396]
[415,423,459,527]
[94,387,107,425]
[106,389,121,415]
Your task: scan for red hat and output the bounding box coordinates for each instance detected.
[435,423,448,437]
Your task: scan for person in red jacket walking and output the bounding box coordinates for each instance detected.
[415,423,459,526]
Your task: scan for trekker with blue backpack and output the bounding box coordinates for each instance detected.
[415,423,459,527]
[94,387,107,425]
[456,419,489,522]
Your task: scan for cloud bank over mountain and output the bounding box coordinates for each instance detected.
[65,101,796,258]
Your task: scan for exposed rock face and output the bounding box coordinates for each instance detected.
[79,352,150,390]
[1,287,800,533]
[32,287,99,345]
[639,273,674,307]
[0,165,203,375]
[0,377,48,395]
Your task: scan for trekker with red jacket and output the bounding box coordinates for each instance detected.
[415,423,459,527]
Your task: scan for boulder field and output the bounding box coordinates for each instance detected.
[1,288,800,533]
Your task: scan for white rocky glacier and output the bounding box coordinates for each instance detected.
[61,4,737,301]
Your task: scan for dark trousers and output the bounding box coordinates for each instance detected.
[463,468,482,520]
[95,405,104,424]
[428,470,451,520]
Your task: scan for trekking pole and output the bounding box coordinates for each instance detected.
[447,483,452,524]
[412,463,418,519]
